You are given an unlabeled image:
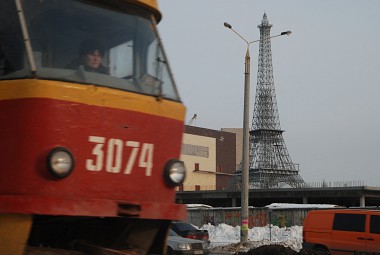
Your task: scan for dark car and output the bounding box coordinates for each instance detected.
[171,222,210,245]
[167,229,209,255]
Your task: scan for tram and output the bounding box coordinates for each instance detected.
[0,0,187,254]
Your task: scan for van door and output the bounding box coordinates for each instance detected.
[331,213,366,254]
[367,214,380,253]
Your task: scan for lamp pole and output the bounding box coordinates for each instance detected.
[224,22,291,243]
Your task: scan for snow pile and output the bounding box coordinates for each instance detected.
[188,204,338,253]
[186,204,213,209]
[201,223,303,253]
[265,203,338,209]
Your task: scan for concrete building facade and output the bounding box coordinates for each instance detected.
[180,126,236,191]
[221,128,243,168]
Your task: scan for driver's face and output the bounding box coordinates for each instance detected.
[83,50,102,69]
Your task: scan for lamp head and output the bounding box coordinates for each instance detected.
[224,22,232,29]
[281,30,292,36]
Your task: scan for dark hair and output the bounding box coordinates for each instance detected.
[79,39,105,57]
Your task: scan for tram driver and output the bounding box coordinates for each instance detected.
[67,39,109,74]
[0,47,10,76]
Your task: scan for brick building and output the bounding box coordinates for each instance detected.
[179,125,237,191]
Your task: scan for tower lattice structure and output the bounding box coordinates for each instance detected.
[249,13,305,189]
[230,14,306,190]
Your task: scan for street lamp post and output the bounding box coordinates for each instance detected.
[224,22,291,243]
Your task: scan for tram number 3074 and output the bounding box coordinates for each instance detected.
[86,136,154,176]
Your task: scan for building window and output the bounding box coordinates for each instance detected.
[182,144,209,158]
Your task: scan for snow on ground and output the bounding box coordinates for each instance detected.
[189,203,338,253]
[201,223,303,253]
[265,203,338,209]
[188,203,338,210]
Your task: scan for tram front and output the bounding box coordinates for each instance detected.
[0,0,187,254]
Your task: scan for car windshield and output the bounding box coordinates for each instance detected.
[174,223,197,231]
[0,0,180,101]
[169,229,179,236]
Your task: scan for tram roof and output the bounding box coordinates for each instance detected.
[129,0,162,22]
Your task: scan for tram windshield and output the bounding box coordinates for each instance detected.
[0,0,180,101]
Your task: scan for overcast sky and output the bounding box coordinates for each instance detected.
[157,0,380,187]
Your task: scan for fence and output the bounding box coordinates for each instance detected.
[187,207,320,228]
[305,180,365,188]
[179,180,367,191]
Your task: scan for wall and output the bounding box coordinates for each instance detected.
[181,126,236,190]
[221,128,242,168]
[181,133,216,190]
[186,207,318,228]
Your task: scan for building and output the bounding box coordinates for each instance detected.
[180,125,236,191]
[221,128,243,168]
[178,126,380,207]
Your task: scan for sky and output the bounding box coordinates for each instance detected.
[157,1,380,187]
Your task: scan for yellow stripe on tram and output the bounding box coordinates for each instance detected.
[0,80,186,121]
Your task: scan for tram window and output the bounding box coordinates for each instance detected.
[109,41,133,78]
[0,0,28,77]
[147,41,177,99]
[16,0,180,100]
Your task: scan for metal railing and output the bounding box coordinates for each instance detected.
[178,180,367,191]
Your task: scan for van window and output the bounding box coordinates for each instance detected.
[370,215,380,234]
[333,213,365,232]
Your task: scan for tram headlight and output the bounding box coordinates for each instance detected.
[47,147,75,178]
[164,159,186,187]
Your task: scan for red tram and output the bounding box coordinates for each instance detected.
[0,0,187,254]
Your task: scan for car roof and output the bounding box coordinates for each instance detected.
[171,222,197,231]
[168,235,205,244]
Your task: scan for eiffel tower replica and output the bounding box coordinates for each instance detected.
[230,14,306,190]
